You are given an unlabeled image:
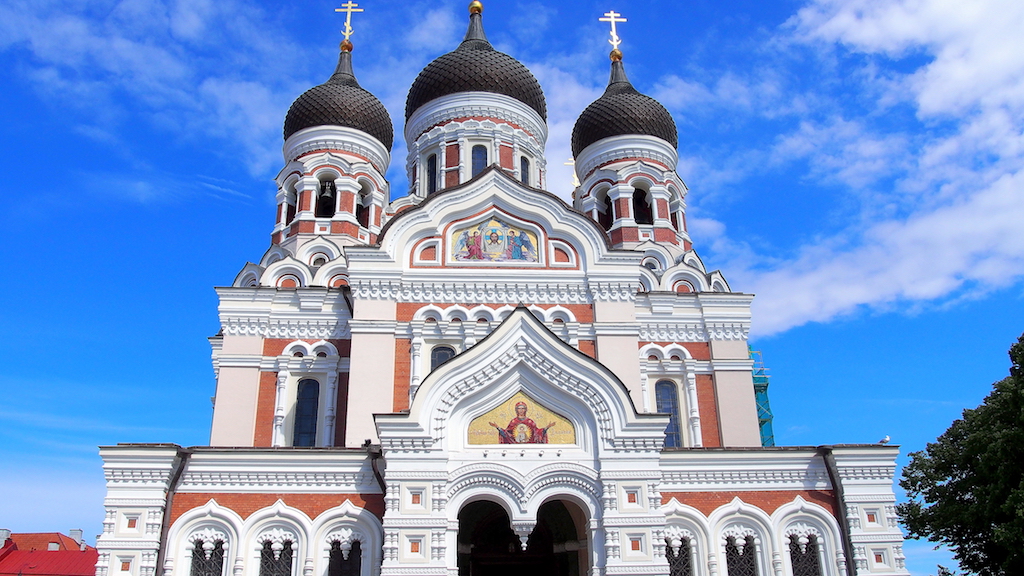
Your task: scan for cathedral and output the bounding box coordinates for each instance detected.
[94,4,909,576]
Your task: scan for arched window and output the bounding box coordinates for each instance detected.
[426,154,438,195]
[725,535,758,576]
[259,540,294,576]
[431,346,456,371]
[328,540,361,576]
[356,201,369,228]
[471,145,488,177]
[520,157,530,186]
[599,194,614,231]
[316,181,336,218]
[655,380,682,448]
[633,188,653,224]
[286,198,297,224]
[665,538,693,576]
[189,538,225,576]
[789,534,823,576]
[293,379,319,447]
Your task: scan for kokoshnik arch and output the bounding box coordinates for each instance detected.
[94,3,909,576]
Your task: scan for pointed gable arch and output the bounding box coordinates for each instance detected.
[376,307,667,454]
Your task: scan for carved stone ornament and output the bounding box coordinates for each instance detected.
[721,524,759,552]
[784,522,822,553]
[663,525,694,555]
[326,529,364,560]
[188,528,229,559]
[256,529,298,560]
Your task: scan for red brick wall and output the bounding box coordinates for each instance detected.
[169,493,385,524]
[499,145,514,169]
[394,339,411,411]
[578,340,596,359]
[661,490,839,517]
[639,342,711,361]
[445,143,460,188]
[263,339,352,357]
[696,374,721,447]
[254,372,278,447]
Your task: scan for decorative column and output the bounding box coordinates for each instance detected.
[272,372,288,447]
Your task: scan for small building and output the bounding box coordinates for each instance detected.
[0,530,98,576]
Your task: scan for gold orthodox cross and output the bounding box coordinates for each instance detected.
[335,1,363,41]
[599,10,627,50]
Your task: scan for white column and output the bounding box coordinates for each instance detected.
[272,372,288,447]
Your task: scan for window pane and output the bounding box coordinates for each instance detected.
[633,188,653,224]
[789,535,823,576]
[190,540,225,576]
[655,381,682,448]
[472,145,487,177]
[293,379,319,447]
[725,536,758,576]
[520,157,530,185]
[666,538,693,576]
[426,154,438,195]
[259,541,293,576]
[431,346,456,371]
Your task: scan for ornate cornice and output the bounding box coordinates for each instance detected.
[220,317,350,339]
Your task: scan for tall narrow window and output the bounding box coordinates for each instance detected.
[316,181,336,218]
[259,540,294,576]
[725,535,758,576]
[789,534,823,576]
[665,538,693,576]
[356,201,369,228]
[633,188,653,224]
[520,157,530,185]
[431,346,456,371]
[328,540,361,576]
[286,200,297,224]
[293,379,319,447]
[189,539,225,576]
[471,145,488,177]
[655,380,682,448]
[599,195,614,231]
[426,154,438,195]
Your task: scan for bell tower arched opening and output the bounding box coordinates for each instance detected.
[456,499,587,576]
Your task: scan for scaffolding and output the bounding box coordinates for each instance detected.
[750,347,775,447]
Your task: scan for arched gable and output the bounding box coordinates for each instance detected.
[376,307,668,455]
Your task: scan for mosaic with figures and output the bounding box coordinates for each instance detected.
[450,217,539,263]
[468,392,575,445]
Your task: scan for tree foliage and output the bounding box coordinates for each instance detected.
[898,332,1024,576]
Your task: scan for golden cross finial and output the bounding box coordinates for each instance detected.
[599,10,627,51]
[335,1,363,42]
[564,158,580,188]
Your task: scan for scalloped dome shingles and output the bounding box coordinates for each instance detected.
[284,52,394,150]
[571,62,677,157]
[405,17,546,121]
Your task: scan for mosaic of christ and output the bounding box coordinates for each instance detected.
[451,218,539,263]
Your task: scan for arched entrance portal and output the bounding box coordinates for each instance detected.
[457,500,587,576]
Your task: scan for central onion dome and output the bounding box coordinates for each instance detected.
[405,3,546,121]
[284,41,394,150]
[571,51,677,156]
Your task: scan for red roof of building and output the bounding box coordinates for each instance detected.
[0,534,97,576]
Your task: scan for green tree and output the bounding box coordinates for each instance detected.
[898,332,1024,576]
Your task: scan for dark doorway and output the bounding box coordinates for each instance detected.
[457,500,584,576]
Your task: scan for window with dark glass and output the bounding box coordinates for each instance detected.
[471,145,488,177]
[293,379,319,447]
[426,154,438,195]
[655,380,682,448]
[599,195,614,231]
[316,181,336,218]
[328,540,361,576]
[286,201,297,224]
[789,534,823,576]
[189,538,225,576]
[431,346,456,371]
[633,188,653,224]
[520,157,530,185]
[725,535,758,576]
[356,201,369,228]
[665,538,693,576]
[259,540,293,576]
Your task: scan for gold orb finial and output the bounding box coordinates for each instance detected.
[340,39,353,52]
[469,1,483,15]
[610,48,622,62]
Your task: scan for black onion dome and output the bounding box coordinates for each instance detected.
[405,12,546,121]
[284,48,394,150]
[571,59,677,156]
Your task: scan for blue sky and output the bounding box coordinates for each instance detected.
[1,1,1023,573]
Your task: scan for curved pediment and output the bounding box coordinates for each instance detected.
[375,307,668,455]
[348,167,642,278]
